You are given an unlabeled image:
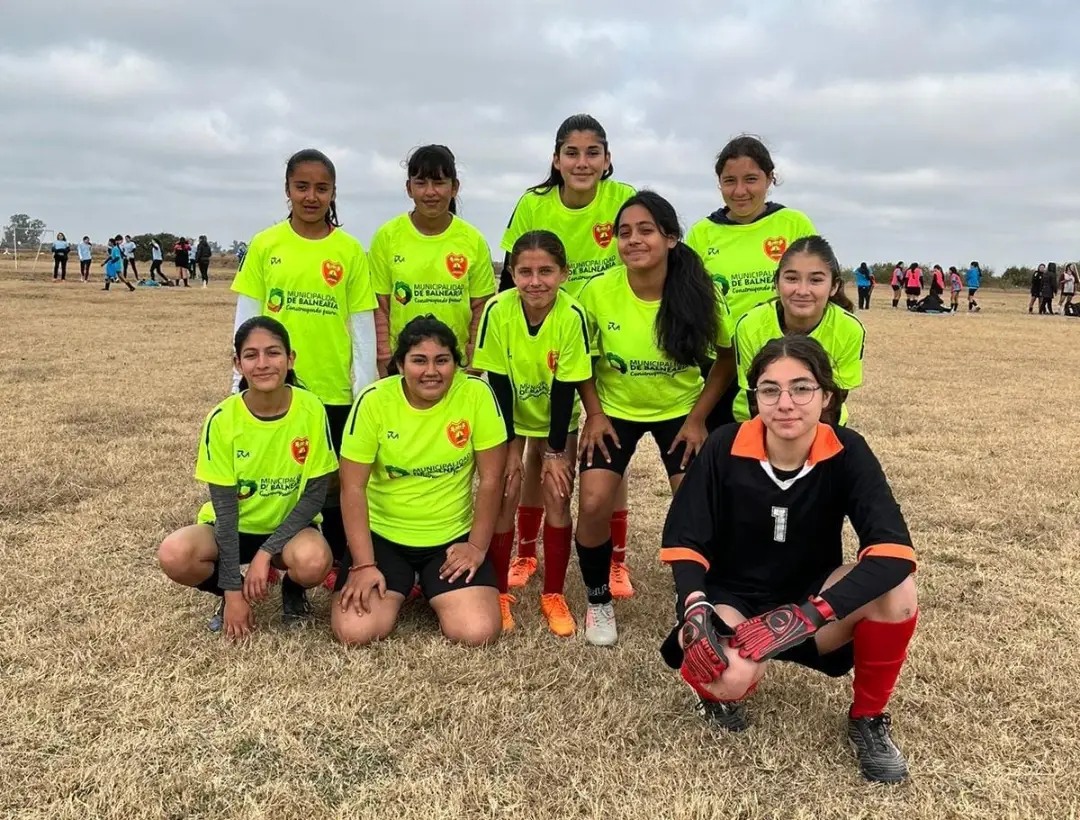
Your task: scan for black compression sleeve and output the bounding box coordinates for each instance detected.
[547,378,575,452]
[488,372,516,440]
[671,560,709,609]
[497,252,514,292]
[208,484,241,592]
[259,474,329,557]
[818,556,913,620]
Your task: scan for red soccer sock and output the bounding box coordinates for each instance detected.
[850,612,919,719]
[541,524,573,595]
[515,506,543,560]
[610,509,628,565]
[489,531,514,595]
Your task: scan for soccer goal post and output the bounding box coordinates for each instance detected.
[6,228,55,275]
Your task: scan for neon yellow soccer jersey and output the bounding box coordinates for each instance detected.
[686,204,815,329]
[340,373,507,547]
[472,289,593,437]
[500,179,635,297]
[232,221,377,405]
[577,266,732,423]
[195,387,339,534]
[369,213,495,352]
[733,300,865,424]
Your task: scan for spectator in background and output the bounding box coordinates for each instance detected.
[122,235,141,281]
[890,261,904,309]
[174,237,191,287]
[149,239,171,285]
[235,241,248,268]
[77,235,93,282]
[1040,262,1057,315]
[966,261,982,313]
[903,262,923,311]
[948,266,963,312]
[929,264,945,297]
[196,235,212,287]
[52,232,70,281]
[1059,263,1076,314]
[854,262,874,310]
[1029,264,1045,313]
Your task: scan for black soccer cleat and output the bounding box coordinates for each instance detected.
[847,713,909,783]
[281,576,313,628]
[697,699,749,733]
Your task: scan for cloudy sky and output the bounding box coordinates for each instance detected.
[2,0,1077,270]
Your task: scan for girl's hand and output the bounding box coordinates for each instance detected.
[223,591,255,641]
[668,416,708,470]
[502,442,525,500]
[338,566,386,614]
[243,550,273,604]
[579,413,619,467]
[540,451,573,499]
[439,542,486,584]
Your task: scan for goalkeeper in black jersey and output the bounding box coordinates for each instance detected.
[660,336,918,784]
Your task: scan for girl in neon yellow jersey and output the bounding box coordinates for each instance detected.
[157,317,337,639]
[231,148,378,615]
[687,135,815,429]
[370,145,495,374]
[473,231,593,638]
[732,236,864,426]
[333,316,508,646]
[574,191,734,647]
[500,114,638,599]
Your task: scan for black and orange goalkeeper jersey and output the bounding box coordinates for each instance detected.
[660,418,915,619]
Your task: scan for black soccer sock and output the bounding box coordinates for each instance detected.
[195,567,224,597]
[319,504,348,565]
[576,538,613,604]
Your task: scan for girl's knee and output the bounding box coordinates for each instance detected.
[157,534,194,577]
[441,615,501,647]
[332,609,394,646]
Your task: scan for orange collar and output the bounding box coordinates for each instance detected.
[730,417,844,466]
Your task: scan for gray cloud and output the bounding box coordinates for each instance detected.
[1,0,1077,268]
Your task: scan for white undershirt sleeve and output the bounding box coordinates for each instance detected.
[349,310,377,398]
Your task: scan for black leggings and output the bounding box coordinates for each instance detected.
[124,257,139,278]
[198,260,210,282]
[857,286,871,310]
[149,260,164,279]
[53,255,68,279]
[79,260,91,279]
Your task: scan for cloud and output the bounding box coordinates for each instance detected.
[0,0,1076,268]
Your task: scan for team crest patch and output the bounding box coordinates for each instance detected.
[237,479,258,500]
[267,288,285,313]
[445,253,469,279]
[763,237,788,262]
[322,259,344,287]
[592,222,614,249]
[290,437,310,465]
[446,420,471,449]
[546,350,559,373]
[394,281,413,305]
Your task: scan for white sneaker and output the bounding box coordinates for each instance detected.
[584,602,618,646]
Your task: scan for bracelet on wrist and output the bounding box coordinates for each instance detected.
[348,562,376,573]
[541,450,565,460]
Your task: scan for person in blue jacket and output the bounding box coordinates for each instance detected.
[854,262,875,311]
[965,262,981,313]
[102,235,135,292]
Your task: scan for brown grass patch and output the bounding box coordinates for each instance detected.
[2,275,1078,819]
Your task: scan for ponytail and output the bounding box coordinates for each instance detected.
[614,191,717,367]
[657,242,719,366]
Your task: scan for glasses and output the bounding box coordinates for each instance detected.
[751,384,822,405]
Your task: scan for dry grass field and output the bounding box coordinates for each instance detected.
[2,262,1078,819]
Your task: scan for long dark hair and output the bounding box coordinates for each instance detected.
[392,314,465,368]
[234,316,297,390]
[614,191,717,367]
[285,148,340,227]
[529,114,614,196]
[774,235,854,313]
[407,144,459,215]
[746,336,840,425]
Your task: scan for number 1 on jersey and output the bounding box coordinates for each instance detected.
[771,506,788,543]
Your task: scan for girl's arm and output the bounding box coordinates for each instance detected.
[349,311,378,395]
[258,474,330,556]
[688,347,735,424]
[339,458,375,568]
[465,296,490,366]
[546,379,576,453]
[487,372,517,441]
[374,295,393,374]
[207,483,242,592]
[469,444,508,552]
